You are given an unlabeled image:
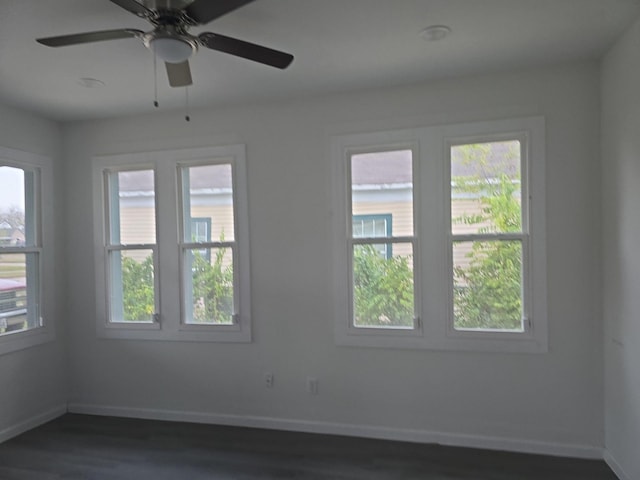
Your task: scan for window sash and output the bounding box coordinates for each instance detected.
[105,245,159,326]
[446,134,531,337]
[178,161,240,329]
[346,145,420,333]
[180,245,238,327]
[103,168,159,326]
[0,165,42,337]
[348,238,419,331]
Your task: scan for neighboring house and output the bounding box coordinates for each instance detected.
[117,168,234,252]
[0,222,25,246]
[116,145,516,268]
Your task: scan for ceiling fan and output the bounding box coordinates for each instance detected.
[36,0,294,88]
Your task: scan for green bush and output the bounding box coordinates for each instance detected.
[352,245,414,327]
[453,173,523,330]
[120,248,233,324]
[190,249,233,324]
[121,255,155,322]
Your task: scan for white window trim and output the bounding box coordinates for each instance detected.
[93,145,251,342]
[0,146,54,356]
[331,117,547,353]
[103,165,161,330]
[346,141,422,334]
[177,158,242,331]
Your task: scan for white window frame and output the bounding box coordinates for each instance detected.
[332,117,547,353]
[0,147,54,356]
[102,166,160,329]
[347,140,421,335]
[177,159,241,331]
[93,145,251,342]
[446,133,530,338]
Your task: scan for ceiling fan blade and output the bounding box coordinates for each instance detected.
[199,32,294,69]
[165,61,193,87]
[36,29,143,47]
[109,0,153,18]
[185,0,256,25]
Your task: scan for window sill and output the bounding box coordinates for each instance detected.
[96,321,251,343]
[0,326,55,356]
[335,325,547,354]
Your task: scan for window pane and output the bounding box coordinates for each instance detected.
[184,247,234,325]
[0,166,28,247]
[0,252,39,334]
[453,240,524,332]
[182,164,234,243]
[109,249,155,323]
[351,150,412,237]
[352,243,414,329]
[111,170,156,245]
[451,141,521,235]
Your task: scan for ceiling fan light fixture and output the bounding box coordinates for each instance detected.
[150,36,196,63]
[419,25,452,42]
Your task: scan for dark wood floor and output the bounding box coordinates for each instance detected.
[0,414,617,479]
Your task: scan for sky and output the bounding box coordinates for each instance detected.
[0,166,25,211]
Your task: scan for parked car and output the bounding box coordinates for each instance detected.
[0,278,27,333]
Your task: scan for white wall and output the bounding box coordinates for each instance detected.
[63,63,604,456]
[602,17,640,480]
[0,104,67,438]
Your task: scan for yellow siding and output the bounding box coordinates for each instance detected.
[119,207,156,245]
[191,205,235,241]
[118,206,235,244]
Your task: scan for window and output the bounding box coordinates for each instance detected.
[0,165,40,335]
[332,117,547,352]
[448,139,527,333]
[0,147,54,356]
[104,168,158,325]
[93,145,251,342]
[349,150,417,329]
[352,214,393,258]
[179,163,236,326]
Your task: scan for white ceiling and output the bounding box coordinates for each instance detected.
[0,0,638,122]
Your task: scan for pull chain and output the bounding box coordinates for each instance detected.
[153,53,159,108]
[185,86,190,122]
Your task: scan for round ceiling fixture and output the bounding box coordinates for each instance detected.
[77,78,105,88]
[419,25,452,42]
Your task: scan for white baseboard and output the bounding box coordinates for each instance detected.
[0,404,67,444]
[604,450,631,480]
[67,402,603,460]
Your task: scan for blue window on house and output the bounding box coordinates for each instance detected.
[191,218,211,262]
[352,214,393,258]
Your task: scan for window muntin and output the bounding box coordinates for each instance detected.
[104,168,158,324]
[348,149,417,330]
[179,162,238,326]
[448,139,527,333]
[0,165,41,336]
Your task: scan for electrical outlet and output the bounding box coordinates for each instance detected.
[264,372,274,389]
[307,377,318,395]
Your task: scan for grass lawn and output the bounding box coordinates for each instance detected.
[0,255,26,279]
